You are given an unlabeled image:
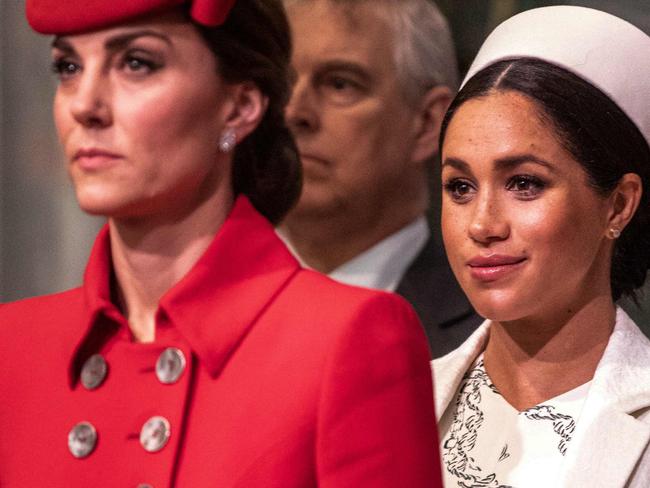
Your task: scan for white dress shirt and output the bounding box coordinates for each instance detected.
[279,216,429,292]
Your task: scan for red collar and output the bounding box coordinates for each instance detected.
[70,197,300,385]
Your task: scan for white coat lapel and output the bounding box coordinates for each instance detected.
[558,308,650,487]
[431,320,490,420]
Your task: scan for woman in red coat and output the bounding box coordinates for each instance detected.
[0,1,442,486]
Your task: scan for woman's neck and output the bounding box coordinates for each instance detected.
[483,294,616,411]
[109,188,234,343]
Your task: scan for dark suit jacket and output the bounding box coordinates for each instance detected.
[396,233,482,358]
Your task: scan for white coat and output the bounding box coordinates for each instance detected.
[432,307,650,487]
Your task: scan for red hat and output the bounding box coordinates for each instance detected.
[26,0,237,34]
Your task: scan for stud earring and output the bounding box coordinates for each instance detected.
[608,227,621,239]
[218,128,236,153]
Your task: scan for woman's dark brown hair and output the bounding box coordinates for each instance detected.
[440,58,650,301]
[193,0,301,224]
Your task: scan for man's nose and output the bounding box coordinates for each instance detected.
[285,77,320,135]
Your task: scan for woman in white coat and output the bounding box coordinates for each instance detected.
[433,6,650,488]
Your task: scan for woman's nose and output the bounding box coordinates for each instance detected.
[285,77,320,136]
[69,69,112,128]
[468,193,510,244]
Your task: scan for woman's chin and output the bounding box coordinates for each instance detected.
[468,290,532,323]
[75,192,132,218]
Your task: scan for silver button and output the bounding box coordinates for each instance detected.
[155,347,186,384]
[140,416,171,452]
[137,485,153,488]
[80,354,108,390]
[68,421,97,458]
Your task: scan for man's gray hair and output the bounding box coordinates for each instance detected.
[284,0,459,105]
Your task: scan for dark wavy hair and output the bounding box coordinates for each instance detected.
[191,0,301,224]
[440,58,650,301]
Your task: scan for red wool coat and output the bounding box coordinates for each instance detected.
[0,197,442,487]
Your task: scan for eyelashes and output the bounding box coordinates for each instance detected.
[443,174,548,203]
[51,58,80,79]
[50,50,163,82]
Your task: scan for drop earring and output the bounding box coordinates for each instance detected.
[218,128,236,153]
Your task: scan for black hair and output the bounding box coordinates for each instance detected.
[193,0,301,225]
[440,58,650,301]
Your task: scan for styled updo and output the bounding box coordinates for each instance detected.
[440,58,650,301]
[193,0,301,224]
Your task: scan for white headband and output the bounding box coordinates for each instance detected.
[463,6,650,146]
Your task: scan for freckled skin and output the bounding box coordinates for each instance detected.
[441,91,614,323]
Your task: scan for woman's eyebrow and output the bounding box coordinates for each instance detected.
[51,36,74,53]
[51,30,172,54]
[493,154,557,172]
[441,157,471,172]
[103,30,173,52]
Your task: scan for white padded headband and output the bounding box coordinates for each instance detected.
[463,6,650,146]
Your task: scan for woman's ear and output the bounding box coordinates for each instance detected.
[410,84,453,164]
[606,172,643,236]
[223,81,269,143]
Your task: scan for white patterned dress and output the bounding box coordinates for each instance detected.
[439,356,590,488]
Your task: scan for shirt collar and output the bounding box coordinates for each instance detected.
[329,217,429,291]
[70,196,300,385]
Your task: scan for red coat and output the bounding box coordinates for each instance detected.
[0,197,442,487]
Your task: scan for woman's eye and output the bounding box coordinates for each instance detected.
[121,54,160,75]
[505,175,546,198]
[51,59,80,80]
[444,178,476,202]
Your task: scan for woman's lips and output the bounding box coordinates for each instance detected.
[467,254,527,282]
[73,148,122,170]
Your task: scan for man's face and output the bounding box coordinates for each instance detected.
[285,0,422,223]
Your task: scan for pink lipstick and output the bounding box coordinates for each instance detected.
[467,254,527,282]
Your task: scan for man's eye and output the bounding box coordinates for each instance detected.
[328,76,355,90]
[318,73,366,106]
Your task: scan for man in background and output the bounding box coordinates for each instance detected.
[279,0,481,357]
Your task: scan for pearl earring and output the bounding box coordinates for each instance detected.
[218,128,236,153]
[608,228,621,239]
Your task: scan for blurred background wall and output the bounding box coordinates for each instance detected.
[0,1,102,302]
[1,0,648,328]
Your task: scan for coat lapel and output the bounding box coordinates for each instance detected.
[431,320,490,420]
[557,405,650,487]
[558,308,650,487]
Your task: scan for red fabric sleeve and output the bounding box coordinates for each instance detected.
[316,293,443,487]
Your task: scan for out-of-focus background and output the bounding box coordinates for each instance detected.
[1,0,648,328]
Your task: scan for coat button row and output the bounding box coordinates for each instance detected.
[80,347,186,390]
[68,416,171,458]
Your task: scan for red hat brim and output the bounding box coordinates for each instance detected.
[26,0,236,35]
